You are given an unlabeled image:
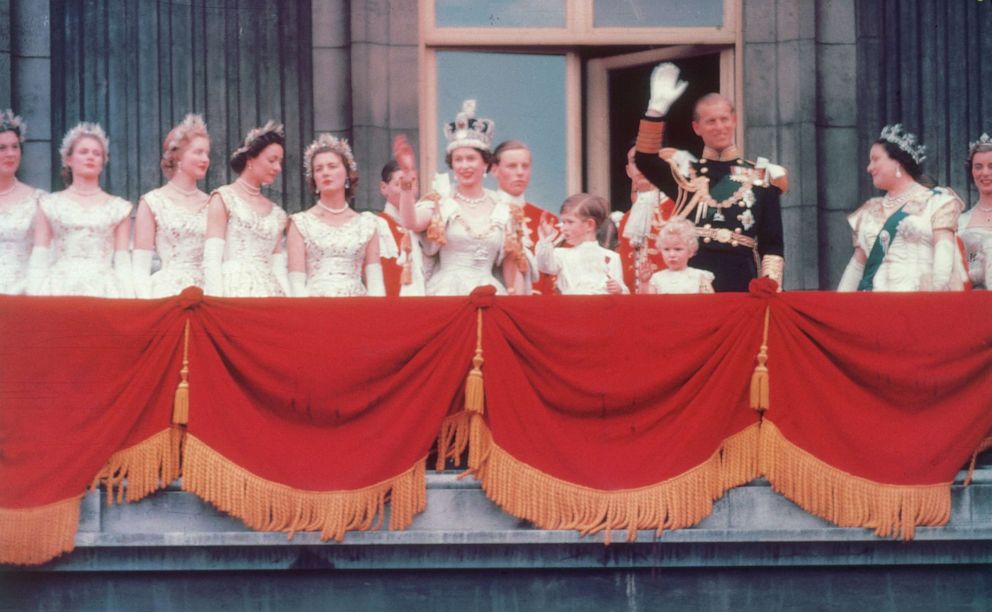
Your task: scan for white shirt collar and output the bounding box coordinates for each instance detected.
[497,189,526,207]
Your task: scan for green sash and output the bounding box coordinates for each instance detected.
[858,206,909,291]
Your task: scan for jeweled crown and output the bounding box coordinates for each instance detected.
[443,99,494,153]
[880,124,926,165]
[303,133,358,182]
[969,133,992,156]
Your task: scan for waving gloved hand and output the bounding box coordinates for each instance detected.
[647,62,689,116]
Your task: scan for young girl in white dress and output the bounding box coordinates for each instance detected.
[0,110,44,294]
[203,121,289,297]
[535,193,626,295]
[647,217,715,294]
[132,114,211,298]
[286,134,389,297]
[27,122,134,297]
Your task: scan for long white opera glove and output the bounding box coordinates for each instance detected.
[647,62,689,116]
[25,246,50,295]
[623,190,659,244]
[931,239,955,291]
[983,239,992,288]
[365,262,386,296]
[271,252,291,297]
[203,237,225,296]
[113,250,135,298]
[289,271,308,297]
[132,249,154,299]
[836,256,864,292]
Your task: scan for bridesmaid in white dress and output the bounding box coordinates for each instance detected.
[132,114,211,298]
[395,100,530,296]
[203,121,288,297]
[26,122,133,297]
[286,134,388,297]
[959,134,992,289]
[0,110,44,294]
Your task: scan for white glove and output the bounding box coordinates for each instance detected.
[25,246,51,295]
[647,62,689,116]
[836,256,865,292]
[132,249,154,299]
[623,190,659,245]
[289,271,308,297]
[365,262,386,296]
[431,173,452,198]
[113,250,135,298]
[931,239,954,291]
[271,252,291,297]
[671,150,697,178]
[203,237,225,296]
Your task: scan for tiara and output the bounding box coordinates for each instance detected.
[443,99,494,153]
[969,133,992,156]
[164,114,208,154]
[303,133,357,182]
[232,120,284,159]
[0,109,26,141]
[59,122,109,163]
[880,124,926,165]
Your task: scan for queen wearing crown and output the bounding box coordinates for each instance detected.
[837,124,966,292]
[394,100,531,296]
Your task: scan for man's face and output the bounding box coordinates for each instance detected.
[692,100,737,152]
[493,148,532,197]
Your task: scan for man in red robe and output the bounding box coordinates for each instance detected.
[617,145,675,293]
[377,160,425,296]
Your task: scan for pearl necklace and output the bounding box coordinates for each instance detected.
[454,190,489,209]
[168,181,199,198]
[316,201,349,215]
[975,202,992,223]
[236,177,261,196]
[68,185,102,197]
[0,180,18,197]
[882,184,922,209]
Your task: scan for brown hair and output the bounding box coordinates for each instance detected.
[560,193,614,246]
[161,114,209,179]
[491,140,530,169]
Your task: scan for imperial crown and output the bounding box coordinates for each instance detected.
[444,99,495,153]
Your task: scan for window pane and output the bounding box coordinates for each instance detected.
[594,0,724,28]
[436,52,567,212]
[435,0,566,28]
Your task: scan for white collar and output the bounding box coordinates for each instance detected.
[382,202,400,222]
[498,189,526,207]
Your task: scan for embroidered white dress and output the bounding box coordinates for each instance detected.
[0,188,42,294]
[216,185,287,297]
[35,192,132,297]
[144,189,208,297]
[848,188,964,291]
[418,193,512,296]
[958,207,992,289]
[648,267,715,294]
[536,240,627,295]
[291,210,379,297]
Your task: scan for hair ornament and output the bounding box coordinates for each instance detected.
[0,109,26,141]
[879,124,926,165]
[969,133,992,156]
[303,133,358,181]
[232,120,284,160]
[59,122,110,164]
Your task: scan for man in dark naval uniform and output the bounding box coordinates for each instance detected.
[633,63,787,292]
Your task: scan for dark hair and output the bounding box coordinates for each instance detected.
[230,130,285,174]
[381,159,400,183]
[491,140,530,169]
[306,148,359,204]
[874,139,923,181]
[444,146,492,169]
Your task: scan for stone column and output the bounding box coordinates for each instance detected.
[10,0,51,190]
[312,0,353,195]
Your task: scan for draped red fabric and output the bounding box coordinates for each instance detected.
[480,293,764,489]
[185,295,475,491]
[766,291,992,485]
[0,295,184,509]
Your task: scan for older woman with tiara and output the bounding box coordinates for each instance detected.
[395,100,532,296]
[285,134,390,297]
[26,122,133,297]
[203,121,289,297]
[958,133,992,289]
[0,110,45,294]
[132,114,211,298]
[837,124,966,292]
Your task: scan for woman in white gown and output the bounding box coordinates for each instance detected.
[132,114,211,298]
[837,124,966,292]
[0,110,44,294]
[958,134,992,289]
[396,100,531,296]
[286,134,388,297]
[26,122,133,297]
[203,121,289,297]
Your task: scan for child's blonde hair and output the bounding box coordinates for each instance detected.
[560,193,615,245]
[659,217,700,255]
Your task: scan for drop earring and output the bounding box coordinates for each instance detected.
[345,178,351,190]
[895,168,902,178]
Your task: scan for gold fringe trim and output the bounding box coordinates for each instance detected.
[749,306,771,412]
[0,496,81,566]
[964,435,992,487]
[182,434,426,541]
[467,421,760,544]
[436,412,471,470]
[759,420,949,540]
[173,318,191,425]
[91,427,183,505]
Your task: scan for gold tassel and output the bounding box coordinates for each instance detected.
[964,436,992,487]
[464,308,485,415]
[173,318,191,425]
[91,428,184,505]
[749,306,771,412]
[400,232,413,285]
[0,496,81,566]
